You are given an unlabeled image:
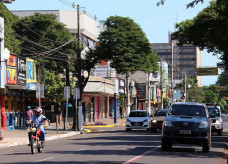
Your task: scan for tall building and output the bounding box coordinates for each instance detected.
[151,34,201,86]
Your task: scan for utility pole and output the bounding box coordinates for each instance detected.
[126,74,130,116]
[160,58,163,109]
[185,73,187,102]
[147,73,151,114]
[77,4,83,131]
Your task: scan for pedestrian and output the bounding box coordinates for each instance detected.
[119,107,123,119]
[25,106,33,123]
[56,107,62,125]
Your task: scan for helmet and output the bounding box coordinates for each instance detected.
[27,106,31,109]
[34,107,42,115]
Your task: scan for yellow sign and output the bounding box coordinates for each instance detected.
[216,86,227,91]
[223,97,228,100]
[197,67,218,76]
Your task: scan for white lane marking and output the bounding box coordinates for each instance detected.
[35,157,55,163]
[79,148,86,151]
[124,146,160,164]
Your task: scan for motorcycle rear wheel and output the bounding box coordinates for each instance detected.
[30,138,36,154]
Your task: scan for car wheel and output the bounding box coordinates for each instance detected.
[218,129,223,136]
[161,139,172,151]
[202,140,210,153]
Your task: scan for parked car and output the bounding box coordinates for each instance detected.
[125,110,151,131]
[161,102,211,153]
[207,106,223,136]
[150,108,169,133]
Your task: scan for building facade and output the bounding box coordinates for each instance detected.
[151,34,201,86]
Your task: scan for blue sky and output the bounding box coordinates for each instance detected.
[5,0,220,86]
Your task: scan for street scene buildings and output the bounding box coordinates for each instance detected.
[0,9,201,131]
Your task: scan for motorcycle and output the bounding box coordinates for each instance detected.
[27,123,44,154]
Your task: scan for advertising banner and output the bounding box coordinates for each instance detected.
[17,57,26,85]
[26,58,38,90]
[7,54,17,85]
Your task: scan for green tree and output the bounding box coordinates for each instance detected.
[216,71,228,86]
[202,84,220,103]
[188,86,205,102]
[172,0,228,69]
[0,2,21,53]
[157,0,204,8]
[163,97,170,108]
[93,16,159,74]
[12,13,79,106]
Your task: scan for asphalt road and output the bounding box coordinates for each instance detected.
[0,121,227,164]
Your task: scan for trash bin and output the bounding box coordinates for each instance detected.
[5,112,9,128]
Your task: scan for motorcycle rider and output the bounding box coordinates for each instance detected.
[27,107,47,148]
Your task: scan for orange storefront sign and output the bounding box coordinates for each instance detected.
[82,95,91,103]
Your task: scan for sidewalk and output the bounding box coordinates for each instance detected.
[0,117,125,149]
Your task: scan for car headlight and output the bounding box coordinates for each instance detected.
[216,118,222,123]
[199,121,209,128]
[163,121,172,127]
[143,119,148,122]
[152,120,157,123]
[126,119,131,123]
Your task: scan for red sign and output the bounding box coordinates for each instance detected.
[7,54,17,84]
[82,95,91,103]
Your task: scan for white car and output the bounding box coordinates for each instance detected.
[125,110,151,131]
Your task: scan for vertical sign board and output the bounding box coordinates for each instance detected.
[136,83,146,99]
[7,54,17,85]
[26,58,38,90]
[119,78,125,96]
[114,78,119,94]
[17,57,26,85]
[0,17,4,88]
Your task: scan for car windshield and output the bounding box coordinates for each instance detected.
[154,110,168,116]
[129,111,147,117]
[168,105,206,117]
[208,107,220,117]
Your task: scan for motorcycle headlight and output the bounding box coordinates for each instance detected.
[199,121,208,128]
[163,121,172,127]
[32,128,36,132]
[152,120,157,123]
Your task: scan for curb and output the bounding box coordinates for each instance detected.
[83,123,125,128]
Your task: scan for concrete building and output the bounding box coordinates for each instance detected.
[151,34,201,87]
[12,10,98,49]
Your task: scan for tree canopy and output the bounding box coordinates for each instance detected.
[172,0,228,70]
[93,16,159,75]
[0,2,21,53]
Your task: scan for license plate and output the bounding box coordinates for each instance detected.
[179,130,191,134]
[134,123,140,126]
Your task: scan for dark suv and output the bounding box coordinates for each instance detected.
[161,102,211,153]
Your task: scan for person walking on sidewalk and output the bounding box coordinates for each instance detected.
[27,107,47,148]
[56,107,62,125]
